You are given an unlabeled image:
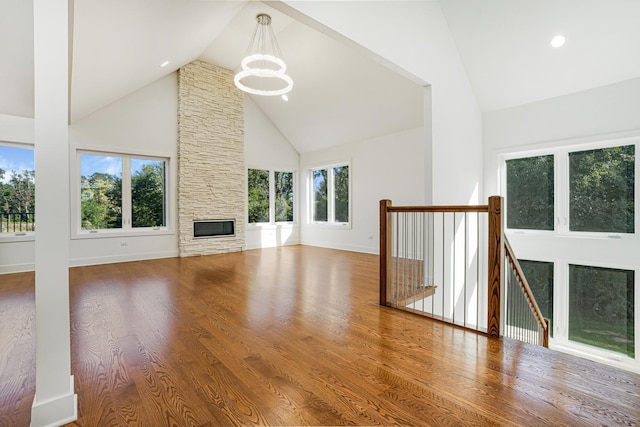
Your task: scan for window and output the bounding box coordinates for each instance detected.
[247,168,295,224]
[248,169,269,223]
[506,155,554,230]
[569,264,634,358]
[0,144,35,235]
[505,143,636,234]
[78,151,167,233]
[502,137,639,369]
[275,171,294,222]
[311,164,349,224]
[569,145,634,233]
[519,260,554,337]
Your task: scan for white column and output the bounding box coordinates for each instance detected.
[31,0,77,425]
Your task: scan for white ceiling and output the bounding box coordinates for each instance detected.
[2,1,640,152]
[440,0,640,111]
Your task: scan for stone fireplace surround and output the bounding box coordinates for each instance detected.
[177,60,245,256]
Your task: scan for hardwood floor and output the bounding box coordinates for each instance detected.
[1,245,639,426]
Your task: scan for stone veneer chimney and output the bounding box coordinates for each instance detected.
[177,60,245,256]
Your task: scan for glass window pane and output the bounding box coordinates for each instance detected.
[275,171,294,222]
[333,166,349,223]
[313,169,328,222]
[569,264,634,357]
[519,260,554,337]
[248,169,269,223]
[569,145,635,233]
[506,155,554,230]
[131,159,166,228]
[80,154,122,230]
[0,145,35,233]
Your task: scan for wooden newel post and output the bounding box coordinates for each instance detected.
[379,199,392,306]
[487,196,504,338]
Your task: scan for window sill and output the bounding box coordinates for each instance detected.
[309,222,352,230]
[0,233,35,243]
[507,229,638,239]
[247,223,297,230]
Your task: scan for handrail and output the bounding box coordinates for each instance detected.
[380,196,549,348]
[388,205,489,213]
[504,237,550,347]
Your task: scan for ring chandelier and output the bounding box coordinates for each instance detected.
[234,14,293,97]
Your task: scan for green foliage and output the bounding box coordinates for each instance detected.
[80,172,122,229]
[0,168,35,232]
[0,169,35,213]
[313,169,327,222]
[569,145,635,233]
[274,171,293,222]
[334,166,349,223]
[248,169,269,223]
[132,163,165,227]
[569,264,634,357]
[506,155,554,230]
[519,260,554,337]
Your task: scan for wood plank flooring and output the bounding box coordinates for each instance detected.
[1,245,639,426]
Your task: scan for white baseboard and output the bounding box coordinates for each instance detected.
[0,262,35,275]
[30,375,77,427]
[0,251,179,274]
[244,240,301,251]
[300,240,378,255]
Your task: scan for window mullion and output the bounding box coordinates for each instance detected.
[122,156,132,230]
[557,149,568,234]
[269,170,275,224]
[328,168,335,223]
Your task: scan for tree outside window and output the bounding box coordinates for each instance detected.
[569,145,635,233]
[248,169,269,223]
[248,169,295,224]
[506,155,554,230]
[0,145,35,233]
[312,169,327,222]
[311,164,349,224]
[79,152,167,232]
[569,264,634,357]
[275,171,294,222]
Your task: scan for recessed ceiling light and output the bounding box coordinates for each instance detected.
[281,94,289,101]
[160,60,170,68]
[550,35,566,48]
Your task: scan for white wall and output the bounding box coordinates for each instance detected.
[279,1,483,205]
[483,77,640,372]
[300,127,424,254]
[0,114,34,273]
[484,77,640,198]
[68,73,179,266]
[0,113,34,143]
[244,95,300,249]
[0,74,179,273]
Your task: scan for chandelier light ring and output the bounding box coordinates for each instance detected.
[234,68,293,96]
[240,54,287,74]
[234,13,293,97]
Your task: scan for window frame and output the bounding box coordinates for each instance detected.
[71,147,174,239]
[501,136,639,238]
[246,167,297,226]
[500,133,640,370]
[0,141,35,241]
[308,161,351,227]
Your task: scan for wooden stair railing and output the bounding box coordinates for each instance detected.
[380,196,549,347]
[504,237,550,347]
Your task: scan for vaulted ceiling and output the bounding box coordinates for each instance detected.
[2,1,640,153]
